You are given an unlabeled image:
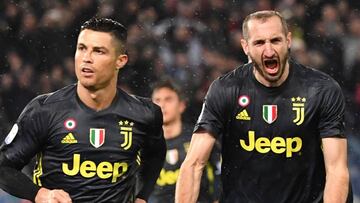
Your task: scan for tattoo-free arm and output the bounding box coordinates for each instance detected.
[322,137,349,203]
[175,132,216,203]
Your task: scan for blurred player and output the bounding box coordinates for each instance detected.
[176,10,352,203]
[0,18,166,203]
[150,79,221,203]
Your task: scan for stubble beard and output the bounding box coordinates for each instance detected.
[251,51,289,84]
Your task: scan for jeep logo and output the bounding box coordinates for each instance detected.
[240,131,302,157]
[62,154,128,183]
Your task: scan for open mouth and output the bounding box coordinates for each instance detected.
[80,67,95,77]
[81,67,94,73]
[263,59,279,75]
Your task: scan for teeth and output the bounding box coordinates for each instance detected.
[264,60,277,68]
[82,68,93,73]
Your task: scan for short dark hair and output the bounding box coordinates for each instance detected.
[152,78,185,101]
[81,17,127,53]
[242,10,289,40]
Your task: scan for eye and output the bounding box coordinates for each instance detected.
[94,49,105,54]
[271,38,282,44]
[77,46,85,51]
[253,40,265,46]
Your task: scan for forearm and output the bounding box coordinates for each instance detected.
[322,138,350,203]
[137,137,166,200]
[0,166,40,201]
[324,168,349,203]
[137,156,164,200]
[175,161,204,203]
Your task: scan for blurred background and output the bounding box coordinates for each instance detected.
[0,0,359,202]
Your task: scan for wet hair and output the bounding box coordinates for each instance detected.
[81,17,127,53]
[152,78,185,101]
[242,10,289,40]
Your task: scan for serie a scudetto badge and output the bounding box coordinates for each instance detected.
[89,128,105,148]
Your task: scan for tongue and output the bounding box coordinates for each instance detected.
[265,63,278,74]
[268,62,277,68]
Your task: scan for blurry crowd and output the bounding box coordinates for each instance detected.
[0,0,360,201]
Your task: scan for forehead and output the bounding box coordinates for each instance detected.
[152,87,178,98]
[77,29,115,47]
[247,16,285,40]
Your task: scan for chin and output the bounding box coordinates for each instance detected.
[79,81,96,89]
[264,73,280,81]
[163,119,174,125]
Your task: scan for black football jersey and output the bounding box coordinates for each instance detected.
[194,59,346,203]
[1,84,163,203]
[149,124,221,203]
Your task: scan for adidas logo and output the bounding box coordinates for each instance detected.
[236,109,251,120]
[61,133,78,144]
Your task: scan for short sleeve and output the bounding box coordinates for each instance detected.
[318,81,345,138]
[137,101,166,200]
[149,102,164,140]
[194,79,229,139]
[1,96,48,169]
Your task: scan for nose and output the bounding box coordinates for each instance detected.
[82,50,93,63]
[153,99,164,109]
[263,42,275,58]
[158,101,165,109]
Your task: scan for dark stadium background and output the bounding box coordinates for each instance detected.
[0,0,359,202]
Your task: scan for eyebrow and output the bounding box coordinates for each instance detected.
[270,36,282,41]
[252,39,265,44]
[77,43,109,51]
[93,46,108,52]
[252,35,283,43]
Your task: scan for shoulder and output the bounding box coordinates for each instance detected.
[34,84,77,106]
[208,63,252,95]
[291,60,341,91]
[117,88,162,123]
[118,88,159,111]
[20,84,76,116]
[215,63,252,86]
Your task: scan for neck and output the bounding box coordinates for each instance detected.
[77,82,117,111]
[163,119,182,140]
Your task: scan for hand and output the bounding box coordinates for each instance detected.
[35,187,72,203]
[134,198,146,203]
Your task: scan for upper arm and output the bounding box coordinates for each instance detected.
[194,80,228,139]
[143,102,166,158]
[149,100,164,140]
[183,132,216,168]
[318,81,345,138]
[1,97,47,169]
[322,137,348,172]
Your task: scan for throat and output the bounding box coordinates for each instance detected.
[163,121,182,140]
[77,84,116,111]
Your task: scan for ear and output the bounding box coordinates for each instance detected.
[115,54,128,71]
[286,32,292,49]
[241,39,249,56]
[178,100,186,114]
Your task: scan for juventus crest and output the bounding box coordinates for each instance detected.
[291,97,306,126]
[119,120,134,150]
